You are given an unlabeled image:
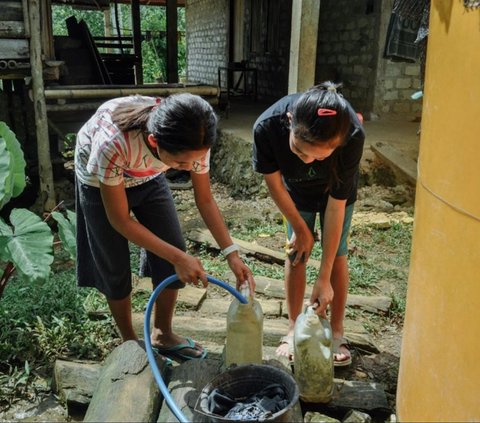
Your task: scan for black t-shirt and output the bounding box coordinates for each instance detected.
[252,93,365,212]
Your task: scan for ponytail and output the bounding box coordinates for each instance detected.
[111,95,158,132]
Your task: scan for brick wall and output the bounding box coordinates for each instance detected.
[315,0,377,113]
[185,0,229,85]
[185,0,422,117]
[379,61,423,116]
[316,0,422,117]
[244,0,291,102]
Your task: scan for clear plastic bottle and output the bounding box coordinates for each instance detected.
[225,284,264,366]
[293,306,333,403]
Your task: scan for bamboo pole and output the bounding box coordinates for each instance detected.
[44,85,219,100]
[28,0,56,212]
[46,102,104,112]
[45,96,219,112]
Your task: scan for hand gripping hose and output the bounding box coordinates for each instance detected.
[144,274,248,423]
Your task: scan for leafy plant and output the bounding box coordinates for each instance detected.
[0,122,77,298]
[0,122,26,209]
[0,361,31,408]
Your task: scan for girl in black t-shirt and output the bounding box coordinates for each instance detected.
[253,82,365,366]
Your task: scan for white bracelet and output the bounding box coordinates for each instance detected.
[221,243,240,257]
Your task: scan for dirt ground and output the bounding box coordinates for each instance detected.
[0,171,414,421]
[1,90,420,419]
[171,175,416,412]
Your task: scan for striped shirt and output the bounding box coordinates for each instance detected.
[75,96,210,188]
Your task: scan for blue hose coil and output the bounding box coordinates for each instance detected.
[144,274,248,423]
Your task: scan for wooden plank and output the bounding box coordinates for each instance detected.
[134,312,379,358]
[253,275,391,313]
[22,0,30,37]
[303,379,391,419]
[0,70,29,79]
[0,39,29,59]
[40,0,54,60]
[133,313,290,347]
[0,21,26,38]
[186,228,322,268]
[49,0,110,7]
[2,1,23,21]
[371,142,417,185]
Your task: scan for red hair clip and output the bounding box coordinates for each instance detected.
[317,108,337,116]
[152,97,161,112]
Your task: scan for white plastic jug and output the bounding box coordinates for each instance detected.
[225,284,264,366]
[293,306,333,403]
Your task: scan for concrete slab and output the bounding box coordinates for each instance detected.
[217,97,420,164]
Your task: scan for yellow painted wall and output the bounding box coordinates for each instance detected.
[396,2,480,421]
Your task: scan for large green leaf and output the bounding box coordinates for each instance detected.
[4,209,54,283]
[51,210,77,260]
[0,217,13,261]
[0,134,13,209]
[0,122,26,199]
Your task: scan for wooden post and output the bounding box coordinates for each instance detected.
[28,0,56,211]
[22,0,30,37]
[288,0,320,94]
[166,0,178,83]
[104,7,112,53]
[131,0,143,85]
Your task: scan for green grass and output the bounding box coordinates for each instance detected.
[349,222,412,300]
[230,219,413,316]
[0,270,118,366]
[0,216,413,409]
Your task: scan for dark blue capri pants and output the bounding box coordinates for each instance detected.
[76,174,185,300]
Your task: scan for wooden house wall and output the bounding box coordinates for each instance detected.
[0,0,30,62]
[0,0,54,77]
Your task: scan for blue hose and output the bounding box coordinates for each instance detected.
[144,274,248,423]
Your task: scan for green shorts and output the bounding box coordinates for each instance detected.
[286,203,355,258]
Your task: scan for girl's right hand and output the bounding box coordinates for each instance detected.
[286,228,314,266]
[174,253,208,287]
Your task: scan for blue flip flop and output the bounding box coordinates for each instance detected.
[154,337,208,362]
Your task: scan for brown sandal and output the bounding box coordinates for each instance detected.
[333,337,352,367]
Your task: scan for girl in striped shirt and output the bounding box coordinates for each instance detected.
[75,93,254,361]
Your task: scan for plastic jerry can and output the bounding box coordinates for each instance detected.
[225,284,264,366]
[293,306,334,403]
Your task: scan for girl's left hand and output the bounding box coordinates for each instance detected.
[309,278,334,318]
[227,253,256,293]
